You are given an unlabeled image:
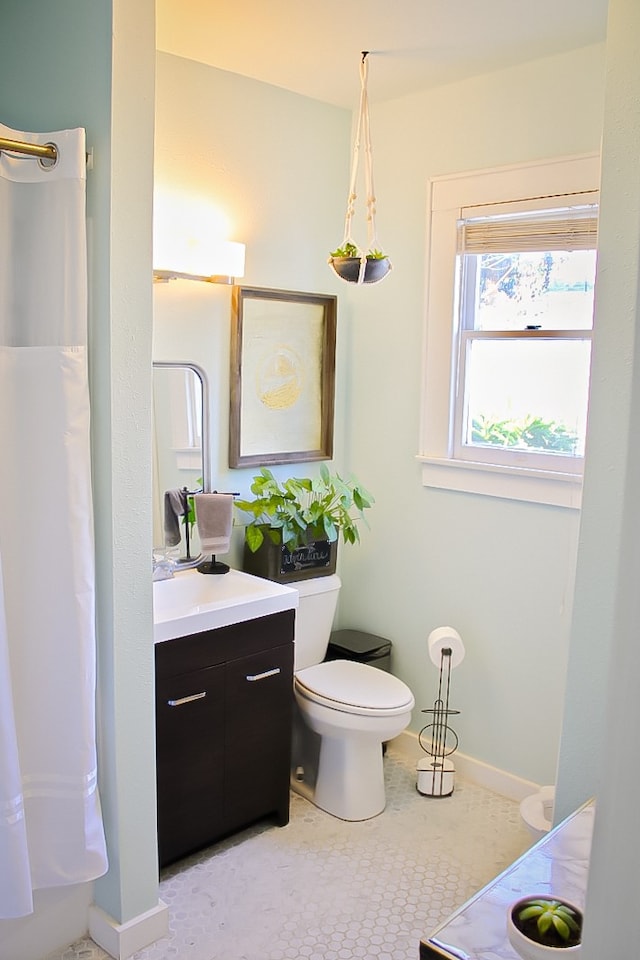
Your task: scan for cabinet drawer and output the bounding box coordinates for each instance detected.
[223,609,295,660]
[156,630,226,680]
[225,643,294,714]
[155,609,295,679]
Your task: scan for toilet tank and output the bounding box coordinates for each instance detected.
[293,574,341,671]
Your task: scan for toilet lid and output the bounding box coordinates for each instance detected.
[295,659,414,713]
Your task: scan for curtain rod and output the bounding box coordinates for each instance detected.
[0,136,57,161]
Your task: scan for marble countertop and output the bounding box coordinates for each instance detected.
[420,799,594,959]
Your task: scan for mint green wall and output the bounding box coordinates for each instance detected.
[154,44,606,788]
[93,0,157,931]
[0,2,158,958]
[0,0,111,131]
[153,52,352,555]
[1,8,632,957]
[561,4,640,954]
[555,3,640,825]
[337,44,605,787]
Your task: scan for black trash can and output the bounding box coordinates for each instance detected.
[325,629,392,673]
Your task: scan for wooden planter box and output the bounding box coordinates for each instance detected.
[243,536,337,584]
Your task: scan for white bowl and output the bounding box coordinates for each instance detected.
[507,897,582,959]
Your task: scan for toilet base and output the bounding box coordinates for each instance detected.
[291,664,414,822]
[292,730,387,821]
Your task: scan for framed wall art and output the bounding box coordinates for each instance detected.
[229,286,337,468]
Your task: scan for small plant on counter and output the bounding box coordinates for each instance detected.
[235,464,374,554]
[508,896,583,956]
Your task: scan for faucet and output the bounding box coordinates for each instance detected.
[152,554,176,581]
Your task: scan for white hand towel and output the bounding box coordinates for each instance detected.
[195,494,234,556]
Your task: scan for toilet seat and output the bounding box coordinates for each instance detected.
[295,659,414,718]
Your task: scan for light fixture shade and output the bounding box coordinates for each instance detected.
[212,240,245,279]
[153,239,245,284]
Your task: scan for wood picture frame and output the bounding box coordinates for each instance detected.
[229,286,337,468]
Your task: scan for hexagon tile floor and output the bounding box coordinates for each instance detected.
[47,745,531,960]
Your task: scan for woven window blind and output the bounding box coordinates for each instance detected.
[458,202,598,254]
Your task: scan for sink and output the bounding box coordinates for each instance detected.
[153,567,298,643]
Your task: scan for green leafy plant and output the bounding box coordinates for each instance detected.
[472,415,579,453]
[514,898,582,948]
[330,242,387,260]
[235,464,374,554]
[183,477,204,530]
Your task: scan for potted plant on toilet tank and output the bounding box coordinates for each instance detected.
[235,464,374,583]
[507,896,583,958]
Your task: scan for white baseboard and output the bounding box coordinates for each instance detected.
[89,900,169,960]
[390,730,542,803]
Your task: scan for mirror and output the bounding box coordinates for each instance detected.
[152,361,211,568]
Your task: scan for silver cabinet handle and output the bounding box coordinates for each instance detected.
[167,691,207,707]
[246,668,281,682]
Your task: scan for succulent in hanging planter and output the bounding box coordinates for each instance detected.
[329,53,392,286]
[328,242,392,285]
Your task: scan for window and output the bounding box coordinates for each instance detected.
[419,155,600,508]
[165,366,203,470]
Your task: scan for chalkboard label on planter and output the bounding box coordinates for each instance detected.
[243,536,338,583]
[280,541,332,575]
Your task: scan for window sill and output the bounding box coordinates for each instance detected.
[418,456,582,509]
[175,449,202,471]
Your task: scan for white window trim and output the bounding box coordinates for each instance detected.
[418,153,600,509]
[168,368,203,472]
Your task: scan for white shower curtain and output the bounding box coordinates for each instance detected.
[0,123,107,918]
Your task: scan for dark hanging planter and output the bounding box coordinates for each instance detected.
[329,53,391,287]
[328,255,392,285]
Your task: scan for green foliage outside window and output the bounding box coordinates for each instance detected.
[472,415,579,453]
[479,251,555,306]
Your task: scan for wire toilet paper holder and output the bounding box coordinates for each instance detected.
[417,627,463,798]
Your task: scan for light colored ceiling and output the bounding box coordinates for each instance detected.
[156,0,609,109]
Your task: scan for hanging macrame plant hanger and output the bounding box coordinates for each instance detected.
[328,52,392,285]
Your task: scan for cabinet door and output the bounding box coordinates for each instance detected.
[156,664,225,866]
[224,643,294,834]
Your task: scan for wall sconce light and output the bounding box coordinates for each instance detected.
[153,239,246,285]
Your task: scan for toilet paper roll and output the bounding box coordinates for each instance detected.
[427,626,465,669]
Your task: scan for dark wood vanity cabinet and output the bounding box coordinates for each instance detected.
[155,664,225,866]
[155,609,295,867]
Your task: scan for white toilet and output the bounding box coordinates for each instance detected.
[291,574,415,821]
[520,785,555,841]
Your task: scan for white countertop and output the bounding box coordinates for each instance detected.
[153,567,298,643]
[421,799,594,959]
